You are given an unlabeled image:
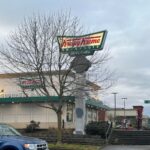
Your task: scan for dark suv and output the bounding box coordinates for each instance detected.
[0,124,49,150]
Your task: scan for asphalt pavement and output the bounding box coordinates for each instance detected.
[101,145,150,150]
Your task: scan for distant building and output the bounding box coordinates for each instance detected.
[142,115,150,128]
[106,106,144,128]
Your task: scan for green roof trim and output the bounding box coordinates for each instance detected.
[86,98,110,110]
[0,96,109,110]
[0,96,75,103]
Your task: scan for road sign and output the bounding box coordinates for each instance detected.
[144,100,150,104]
[57,30,107,56]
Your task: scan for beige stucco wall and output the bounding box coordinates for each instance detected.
[0,102,99,129]
[0,75,96,98]
[0,103,74,129]
[0,78,22,96]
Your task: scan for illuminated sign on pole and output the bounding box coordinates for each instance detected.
[57,30,107,56]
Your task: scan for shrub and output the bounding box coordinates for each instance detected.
[85,121,110,138]
[25,120,40,133]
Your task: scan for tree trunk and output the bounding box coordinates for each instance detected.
[56,111,62,144]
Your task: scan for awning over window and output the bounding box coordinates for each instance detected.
[0,96,109,110]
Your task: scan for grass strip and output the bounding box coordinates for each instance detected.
[48,143,102,150]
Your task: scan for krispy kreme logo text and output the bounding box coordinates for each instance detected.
[61,36,101,48]
[19,77,42,89]
[58,31,106,51]
[21,79,41,86]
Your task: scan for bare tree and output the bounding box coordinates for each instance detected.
[87,49,115,91]
[0,11,114,143]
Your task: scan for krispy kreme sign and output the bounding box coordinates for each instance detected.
[57,30,107,56]
[18,77,42,89]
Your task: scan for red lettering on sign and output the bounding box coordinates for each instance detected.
[60,36,101,48]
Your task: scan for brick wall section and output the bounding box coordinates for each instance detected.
[133,106,143,129]
[98,110,106,121]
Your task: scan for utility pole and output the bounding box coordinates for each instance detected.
[112,92,117,127]
[122,98,127,119]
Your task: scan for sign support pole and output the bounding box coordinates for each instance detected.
[74,73,86,134]
[71,56,91,135]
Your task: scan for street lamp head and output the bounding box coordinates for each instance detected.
[111,92,118,127]
[1,89,4,93]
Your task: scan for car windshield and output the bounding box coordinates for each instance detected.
[0,124,21,136]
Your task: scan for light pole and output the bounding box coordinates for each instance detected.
[112,92,118,127]
[122,98,127,119]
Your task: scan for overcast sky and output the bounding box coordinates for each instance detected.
[0,0,150,115]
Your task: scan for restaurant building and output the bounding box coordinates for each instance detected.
[0,72,109,129]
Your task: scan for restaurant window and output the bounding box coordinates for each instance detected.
[66,103,73,122]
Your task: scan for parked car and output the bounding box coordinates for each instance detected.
[116,124,122,129]
[0,124,49,150]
